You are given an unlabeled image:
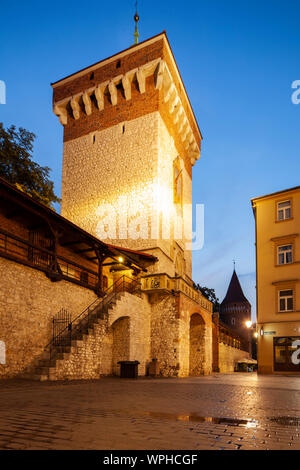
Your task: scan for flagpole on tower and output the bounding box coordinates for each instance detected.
[133,1,140,45]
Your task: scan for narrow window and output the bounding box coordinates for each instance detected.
[116,60,121,69]
[277,200,291,221]
[122,124,125,134]
[90,72,94,80]
[279,290,294,312]
[173,159,183,206]
[278,244,293,265]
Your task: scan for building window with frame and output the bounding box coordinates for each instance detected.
[279,289,294,312]
[278,244,293,265]
[277,200,291,221]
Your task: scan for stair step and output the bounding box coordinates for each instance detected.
[21,373,48,381]
[35,367,51,375]
[38,359,56,367]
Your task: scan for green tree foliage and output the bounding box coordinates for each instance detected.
[0,123,60,208]
[194,284,220,312]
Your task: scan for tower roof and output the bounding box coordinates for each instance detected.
[51,31,202,168]
[221,270,250,306]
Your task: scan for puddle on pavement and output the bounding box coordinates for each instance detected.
[269,416,300,427]
[144,412,257,428]
[145,412,300,429]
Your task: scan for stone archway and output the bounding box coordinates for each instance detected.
[111,316,130,376]
[189,313,206,376]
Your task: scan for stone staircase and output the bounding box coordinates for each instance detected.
[21,276,141,381]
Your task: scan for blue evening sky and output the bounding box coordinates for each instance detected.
[1,0,300,318]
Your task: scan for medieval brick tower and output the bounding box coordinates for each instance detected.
[51,31,202,283]
[220,269,251,344]
[0,24,252,382]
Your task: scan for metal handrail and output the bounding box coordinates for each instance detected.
[46,275,141,357]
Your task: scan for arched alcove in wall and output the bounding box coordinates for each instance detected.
[111,316,130,375]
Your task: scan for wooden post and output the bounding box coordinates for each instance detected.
[94,247,106,296]
[46,223,62,281]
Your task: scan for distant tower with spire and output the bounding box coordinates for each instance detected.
[220,267,251,342]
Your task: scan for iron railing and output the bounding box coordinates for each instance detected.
[46,275,141,359]
[52,308,72,347]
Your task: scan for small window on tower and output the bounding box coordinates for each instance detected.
[116,60,121,69]
[173,159,183,206]
[231,318,235,325]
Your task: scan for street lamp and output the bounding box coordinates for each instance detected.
[245,320,252,329]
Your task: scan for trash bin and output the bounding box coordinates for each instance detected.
[118,361,140,378]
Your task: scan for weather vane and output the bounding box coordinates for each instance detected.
[233,259,236,270]
[133,1,140,45]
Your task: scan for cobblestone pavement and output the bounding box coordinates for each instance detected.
[0,373,300,450]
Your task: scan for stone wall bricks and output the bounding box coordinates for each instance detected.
[0,257,97,379]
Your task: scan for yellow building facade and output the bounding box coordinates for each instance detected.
[252,186,300,374]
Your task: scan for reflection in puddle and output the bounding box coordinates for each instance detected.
[145,412,257,428]
[269,416,300,427]
[144,412,300,429]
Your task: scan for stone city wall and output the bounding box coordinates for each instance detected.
[218,342,250,373]
[48,292,151,380]
[177,293,213,377]
[150,292,181,377]
[0,257,97,379]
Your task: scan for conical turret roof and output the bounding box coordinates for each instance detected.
[221,270,250,306]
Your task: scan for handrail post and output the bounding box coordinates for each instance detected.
[68,322,72,346]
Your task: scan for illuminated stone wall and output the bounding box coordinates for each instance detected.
[150,293,180,377]
[149,292,213,378]
[218,343,250,373]
[177,294,213,377]
[0,257,97,379]
[48,291,151,380]
[61,111,192,280]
